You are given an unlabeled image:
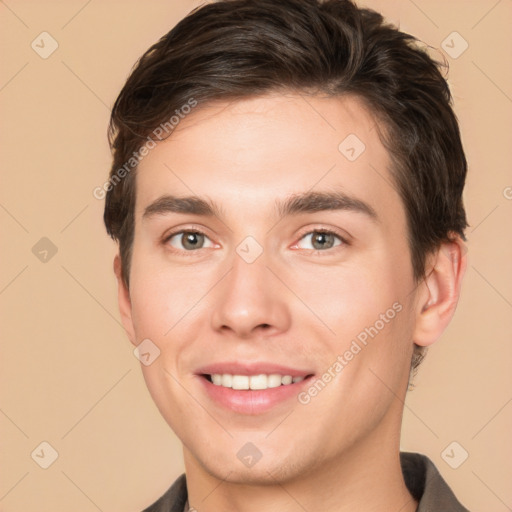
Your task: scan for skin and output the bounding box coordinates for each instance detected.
[114,92,466,511]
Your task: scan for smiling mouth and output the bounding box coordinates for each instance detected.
[202,373,314,390]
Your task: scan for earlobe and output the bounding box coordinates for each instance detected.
[113,254,137,346]
[413,237,467,347]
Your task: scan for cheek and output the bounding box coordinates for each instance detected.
[320,270,416,410]
[128,246,203,339]
[293,251,415,390]
[292,260,398,339]
[129,277,171,338]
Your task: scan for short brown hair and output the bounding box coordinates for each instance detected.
[104,0,468,372]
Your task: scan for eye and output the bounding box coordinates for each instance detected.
[166,230,215,251]
[296,230,344,251]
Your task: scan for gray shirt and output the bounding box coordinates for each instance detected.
[142,452,470,511]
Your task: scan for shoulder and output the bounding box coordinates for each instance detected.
[401,452,470,511]
[141,473,188,512]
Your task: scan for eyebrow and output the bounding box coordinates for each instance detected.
[142,190,377,222]
[275,190,377,220]
[143,195,220,219]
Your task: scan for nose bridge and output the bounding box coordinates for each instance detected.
[210,244,291,337]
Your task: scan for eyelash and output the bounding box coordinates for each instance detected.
[162,227,350,255]
[162,227,214,257]
[294,227,350,254]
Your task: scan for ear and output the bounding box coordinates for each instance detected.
[113,254,137,346]
[413,237,467,347]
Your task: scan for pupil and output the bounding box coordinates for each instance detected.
[313,232,333,250]
[183,232,203,250]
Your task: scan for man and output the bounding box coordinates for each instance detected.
[102,0,470,510]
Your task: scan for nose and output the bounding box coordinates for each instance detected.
[210,250,292,339]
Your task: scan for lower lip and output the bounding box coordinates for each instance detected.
[198,375,313,415]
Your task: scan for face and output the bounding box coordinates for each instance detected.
[120,92,422,484]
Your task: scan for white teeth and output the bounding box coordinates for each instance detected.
[267,374,283,388]
[281,375,293,385]
[232,375,249,390]
[210,373,304,390]
[221,374,233,387]
[249,374,267,390]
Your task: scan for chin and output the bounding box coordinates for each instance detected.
[191,443,313,486]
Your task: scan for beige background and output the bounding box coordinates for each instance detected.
[1,0,511,510]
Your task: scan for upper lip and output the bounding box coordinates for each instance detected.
[196,362,314,377]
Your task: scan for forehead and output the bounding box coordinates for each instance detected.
[134,92,399,221]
